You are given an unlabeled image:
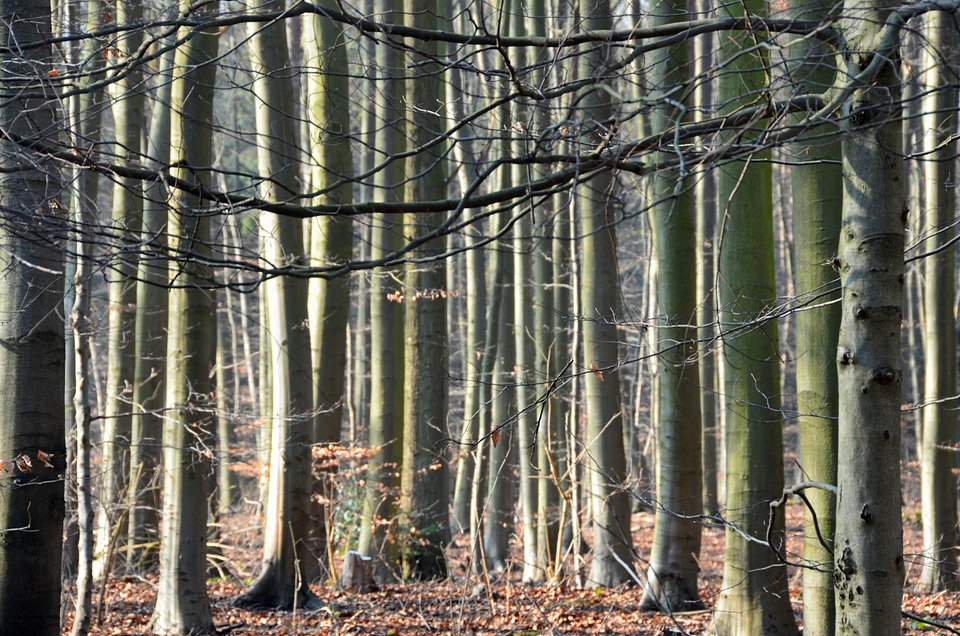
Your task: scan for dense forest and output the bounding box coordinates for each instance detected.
[0,0,958,634]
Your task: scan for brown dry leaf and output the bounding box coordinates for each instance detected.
[37,449,54,468]
[14,453,32,472]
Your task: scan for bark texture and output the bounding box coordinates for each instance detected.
[0,2,65,632]
[834,2,905,633]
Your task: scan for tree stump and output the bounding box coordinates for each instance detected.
[341,551,377,593]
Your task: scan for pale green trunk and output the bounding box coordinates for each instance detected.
[711,0,796,631]
[469,216,506,569]
[693,0,719,517]
[449,11,484,532]
[150,8,219,631]
[215,303,237,515]
[917,8,959,593]
[640,0,703,612]
[452,215,484,533]
[788,1,842,631]
[834,2,905,633]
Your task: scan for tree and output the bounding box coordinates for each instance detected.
[710,0,797,630]
[787,0,842,630]
[126,40,173,572]
[95,0,144,575]
[0,1,950,628]
[68,1,109,630]
[235,0,319,609]
[398,0,451,581]
[916,5,959,593]
[0,1,65,633]
[149,5,219,632]
[357,0,406,580]
[578,0,636,588]
[833,1,906,632]
[640,0,703,611]
[306,0,354,581]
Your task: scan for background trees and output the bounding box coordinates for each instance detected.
[2,0,959,632]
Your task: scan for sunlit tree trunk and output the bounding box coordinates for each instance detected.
[0,3,66,633]
[68,0,106,627]
[449,14,484,533]
[710,0,797,631]
[399,0,451,580]
[640,0,703,610]
[305,2,354,581]
[452,211,485,534]
[834,1,905,632]
[95,0,144,578]
[788,0,842,630]
[70,232,93,636]
[127,42,173,572]
[150,5,219,631]
[692,0,719,517]
[917,7,959,594]
[235,0,318,609]
[485,211,516,571]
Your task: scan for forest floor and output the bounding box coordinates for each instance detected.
[63,496,960,635]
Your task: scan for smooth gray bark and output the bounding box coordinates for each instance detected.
[0,1,65,632]
[834,1,906,632]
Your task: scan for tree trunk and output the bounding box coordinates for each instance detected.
[788,1,842,631]
[235,0,318,609]
[711,0,797,631]
[357,0,406,581]
[0,0,65,632]
[399,0,451,581]
[149,6,219,633]
[67,0,106,626]
[484,212,516,570]
[127,41,173,572]
[578,0,635,588]
[640,0,703,610]
[95,0,144,577]
[834,1,905,632]
[693,0,719,518]
[917,7,959,593]
[306,1,354,581]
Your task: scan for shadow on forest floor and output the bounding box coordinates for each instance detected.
[62,487,960,635]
